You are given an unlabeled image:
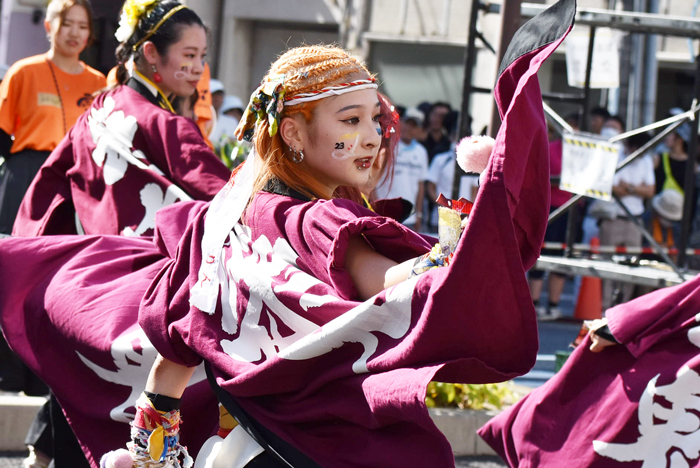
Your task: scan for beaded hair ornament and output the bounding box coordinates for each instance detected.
[236,73,378,142]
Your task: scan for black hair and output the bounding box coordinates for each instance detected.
[115,0,204,85]
[605,115,625,130]
[625,131,651,152]
[590,107,611,120]
[429,102,452,114]
[443,110,460,136]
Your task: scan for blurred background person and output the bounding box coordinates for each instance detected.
[420,101,453,162]
[598,130,655,310]
[425,111,470,232]
[209,78,225,114]
[0,0,106,235]
[211,94,247,168]
[528,123,573,320]
[653,120,691,209]
[589,106,611,135]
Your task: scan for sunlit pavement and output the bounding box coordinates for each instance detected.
[0,453,510,467]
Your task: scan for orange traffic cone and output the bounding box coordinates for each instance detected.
[574,237,603,320]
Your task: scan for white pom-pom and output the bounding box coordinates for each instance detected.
[100,449,133,468]
[455,135,495,174]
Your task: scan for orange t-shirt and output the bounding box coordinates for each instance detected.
[195,63,214,149]
[0,54,106,153]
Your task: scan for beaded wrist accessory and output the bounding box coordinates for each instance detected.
[126,393,193,468]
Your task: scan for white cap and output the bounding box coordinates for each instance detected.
[210,79,225,94]
[402,107,424,126]
[652,189,684,222]
[220,95,244,114]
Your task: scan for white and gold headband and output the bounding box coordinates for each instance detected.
[236,76,378,142]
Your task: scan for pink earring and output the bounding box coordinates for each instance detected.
[151,64,162,84]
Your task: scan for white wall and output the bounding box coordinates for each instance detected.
[217,0,340,100]
[0,0,50,67]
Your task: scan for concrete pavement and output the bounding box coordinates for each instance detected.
[0,452,512,467]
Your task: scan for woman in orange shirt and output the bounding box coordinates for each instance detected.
[0,0,106,234]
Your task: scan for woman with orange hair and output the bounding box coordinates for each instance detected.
[0,7,563,461]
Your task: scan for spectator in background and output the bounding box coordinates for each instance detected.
[420,102,453,161]
[211,95,249,169]
[601,114,624,139]
[0,0,106,235]
[425,111,470,231]
[589,106,611,134]
[528,124,572,320]
[210,95,243,145]
[564,112,580,131]
[210,78,225,114]
[650,188,683,253]
[374,107,428,231]
[650,118,692,250]
[598,130,655,310]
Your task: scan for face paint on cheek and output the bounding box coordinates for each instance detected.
[331,133,360,160]
[173,63,193,81]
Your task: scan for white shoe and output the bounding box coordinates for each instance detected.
[548,306,562,320]
[536,305,551,321]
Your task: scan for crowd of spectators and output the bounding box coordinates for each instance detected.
[530,105,698,320]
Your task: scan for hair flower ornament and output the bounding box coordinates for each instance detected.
[115,0,159,42]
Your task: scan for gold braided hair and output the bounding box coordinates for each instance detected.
[238,45,376,202]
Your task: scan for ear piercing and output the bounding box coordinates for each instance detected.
[151,64,162,84]
[290,146,304,163]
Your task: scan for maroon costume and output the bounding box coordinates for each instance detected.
[13,78,230,236]
[480,269,700,467]
[0,0,574,464]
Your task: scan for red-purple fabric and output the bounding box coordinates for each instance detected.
[12,85,230,237]
[0,1,572,465]
[479,275,700,467]
[0,205,218,466]
[549,139,572,207]
[134,7,568,463]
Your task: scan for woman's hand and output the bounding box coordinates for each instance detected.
[585,318,618,353]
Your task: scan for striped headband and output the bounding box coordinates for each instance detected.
[284,79,378,106]
[236,76,378,142]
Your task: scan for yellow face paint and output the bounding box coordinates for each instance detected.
[332,133,360,160]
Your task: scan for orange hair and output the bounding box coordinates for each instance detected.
[244,45,375,202]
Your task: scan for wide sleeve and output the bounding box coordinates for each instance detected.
[146,112,230,201]
[139,202,211,367]
[298,199,432,300]
[606,274,700,357]
[12,131,77,236]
